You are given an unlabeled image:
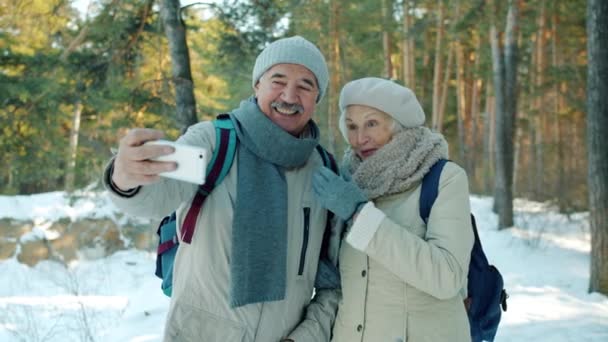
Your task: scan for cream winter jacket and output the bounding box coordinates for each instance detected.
[331,161,474,342]
[104,121,340,342]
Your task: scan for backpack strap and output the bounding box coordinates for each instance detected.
[180,114,237,243]
[315,145,339,174]
[157,212,177,256]
[315,145,340,265]
[419,159,449,224]
[207,114,238,184]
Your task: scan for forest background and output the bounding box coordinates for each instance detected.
[1,0,590,209]
[2,0,607,293]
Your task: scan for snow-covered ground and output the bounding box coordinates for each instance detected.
[0,190,607,341]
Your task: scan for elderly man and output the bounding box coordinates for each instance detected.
[103,36,340,341]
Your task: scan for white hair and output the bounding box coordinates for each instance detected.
[390,117,405,134]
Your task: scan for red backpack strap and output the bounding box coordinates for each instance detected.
[157,214,178,255]
[180,114,237,243]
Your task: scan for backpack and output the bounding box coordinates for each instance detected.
[154,114,338,297]
[419,159,508,342]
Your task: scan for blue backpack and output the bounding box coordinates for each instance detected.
[420,159,508,342]
[154,114,338,297]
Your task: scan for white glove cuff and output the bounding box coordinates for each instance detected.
[345,202,385,251]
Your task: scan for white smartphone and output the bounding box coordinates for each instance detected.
[145,140,208,185]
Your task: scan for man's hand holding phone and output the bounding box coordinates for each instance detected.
[111,128,207,191]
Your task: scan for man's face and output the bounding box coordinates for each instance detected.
[254,63,319,136]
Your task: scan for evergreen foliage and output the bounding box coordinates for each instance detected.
[0,0,592,215]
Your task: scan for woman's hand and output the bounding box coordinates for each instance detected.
[312,167,367,221]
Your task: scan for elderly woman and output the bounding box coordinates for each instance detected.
[312,77,474,341]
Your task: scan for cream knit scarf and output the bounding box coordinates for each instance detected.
[344,127,449,200]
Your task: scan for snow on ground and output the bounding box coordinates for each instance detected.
[0,191,606,341]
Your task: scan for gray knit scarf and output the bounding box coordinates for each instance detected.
[229,98,319,308]
[344,127,449,200]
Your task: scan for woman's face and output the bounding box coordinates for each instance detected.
[345,105,394,160]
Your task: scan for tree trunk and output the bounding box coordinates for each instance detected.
[484,79,495,195]
[327,0,342,154]
[455,41,468,166]
[402,0,416,89]
[469,38,483,187]
[534,0,547,199]
[431,0,444,131]
[65,100,82,192]
[552,8,567,211]
[7,163,13,190]
[421,27,432,103]
[452,0,474,176]
[498,0,518,229]
[159,0,198,132]
[382,0,393,79]
[490,22,504,215]
[587,0,608,295]
[438,43,453,133]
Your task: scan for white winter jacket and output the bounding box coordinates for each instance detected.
[104,121,340,342]
[332,162,474,342]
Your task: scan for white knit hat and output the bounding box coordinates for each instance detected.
[338,77,426,140]
[252,36,329,103]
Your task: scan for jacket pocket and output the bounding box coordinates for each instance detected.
[165,301,246,342]
[298,207,311,276]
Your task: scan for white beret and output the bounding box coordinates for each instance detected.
[338,77,426,140]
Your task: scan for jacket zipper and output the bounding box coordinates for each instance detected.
[298,207,311,276]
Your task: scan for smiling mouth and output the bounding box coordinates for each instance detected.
[271,102,303,116]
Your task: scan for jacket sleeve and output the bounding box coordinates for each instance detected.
[102,121,215,219]
[345,163,474,299]
[285,288,340,342]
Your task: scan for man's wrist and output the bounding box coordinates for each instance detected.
[106,160,140,198]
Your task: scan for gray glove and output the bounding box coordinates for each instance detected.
[312,167,368,221]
